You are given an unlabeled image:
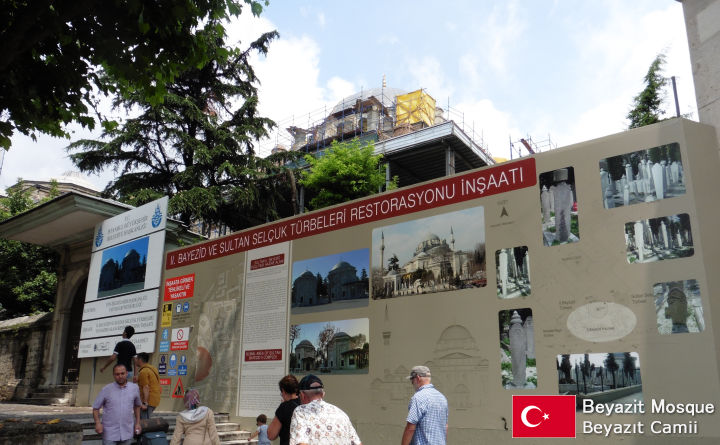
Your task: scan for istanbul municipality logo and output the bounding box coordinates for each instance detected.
[151,204,163,228]
[94,228,103,247]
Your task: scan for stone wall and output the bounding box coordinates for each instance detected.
[682,0,720,145]
[0,313,51,401]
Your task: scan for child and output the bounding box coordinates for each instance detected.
[249,413,270,445]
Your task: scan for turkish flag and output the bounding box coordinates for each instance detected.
[512,395,576,438]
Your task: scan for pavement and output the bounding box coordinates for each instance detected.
[0,402,175,420]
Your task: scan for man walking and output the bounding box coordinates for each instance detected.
[135,352,161,419]
[100,325,137,379]
[289,374,361,445]
[401,366,448,445]
[93,364,142,445]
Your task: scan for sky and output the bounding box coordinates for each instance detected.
[101,236,149,267]
[291,247,369,282]
[0,1,696,194]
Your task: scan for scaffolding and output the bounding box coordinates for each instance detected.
[258,87,492,160]
[509,134,558,159]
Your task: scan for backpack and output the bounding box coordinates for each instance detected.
[140,430,168,445]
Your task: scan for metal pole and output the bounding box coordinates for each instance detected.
[671,76,681,118]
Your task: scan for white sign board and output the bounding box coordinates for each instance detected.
[78,332,156,358]
[82,289,159,321]
[81,310,157,339]
[79,196,168,357]
[91,197,168,252]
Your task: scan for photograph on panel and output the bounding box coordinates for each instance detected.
[599,142,685,209]
[496,246,530,299]
[291,248,369,314]
[370,205,486,299]
[625,213,694,263]
[499,308,536,389]
[653,279,704,334]
[290,318,369,375]
[557,352,641,410]
[539,167,579,246]
[98,235,150,298]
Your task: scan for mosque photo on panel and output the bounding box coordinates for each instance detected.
[370,206,486,299]
[599,142,685,209]
[495,246,530,299]
[499,308,536,389]
[290,318,369,375]
[291,248,369,314]
[98,236,149,298]
[539,166,579,246]
[653,279,704,334]
[557,352,641,410]
[625,213,694,263]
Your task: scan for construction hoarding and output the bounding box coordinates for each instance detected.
[77,119,720,443]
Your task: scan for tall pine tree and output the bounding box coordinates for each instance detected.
[627,54,667,129]
[68,26,300,234]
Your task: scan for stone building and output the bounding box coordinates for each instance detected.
[294,339,317,371]
[292,271,318,307]
[327,261,367,301]
[0,191,197,402]
[382,229,471,296]
[0,313,52,401]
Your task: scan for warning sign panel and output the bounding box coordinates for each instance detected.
[164,274,195,301]
[161,303,172,327]
[172,378,185,398]
[171,327,189,351]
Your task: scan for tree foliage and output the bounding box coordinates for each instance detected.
[299,138,396,210]
[0,181,59,317]
[627,53,667,129]
[0,0,270,150]
[317,322,338,367]
[68,24,301,233]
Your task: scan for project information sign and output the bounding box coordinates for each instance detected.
[79,197,168,357]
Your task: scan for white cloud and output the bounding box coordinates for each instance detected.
[317,12,326,27]
[407,56,454,101]
[451,99,524,160]
[548,1,696,148]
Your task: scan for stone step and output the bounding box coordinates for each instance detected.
[218,430,252,441]
[78,414,249,444]
[14,396,73,406]
[216,422,242,432]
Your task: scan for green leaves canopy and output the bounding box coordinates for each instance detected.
[0,0,268,149]
[0,181,59,317]
[299,138,395,210]
[68,25,301,233]
[627,53,667,129]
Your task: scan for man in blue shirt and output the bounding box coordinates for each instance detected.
[401,366,448,445]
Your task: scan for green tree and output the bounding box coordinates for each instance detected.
[604,353,619,388]
[387,254,400,272]
[299,138,396,210]
[627,53,667,129]
[1,0,270,150]
[0,181,59,317]
[317,322,338,367]
[68,25,300,233]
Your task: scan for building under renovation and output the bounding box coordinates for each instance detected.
[267,86,495,189]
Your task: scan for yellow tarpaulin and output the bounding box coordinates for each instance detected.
[395,89,436,127]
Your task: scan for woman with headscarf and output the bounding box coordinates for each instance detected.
[169,389,221,445]
[267,375,301,445]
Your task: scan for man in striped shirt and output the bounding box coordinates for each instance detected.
[401,366,448,445]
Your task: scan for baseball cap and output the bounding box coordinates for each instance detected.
[406,365,431,379]
[298,374,324,390]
